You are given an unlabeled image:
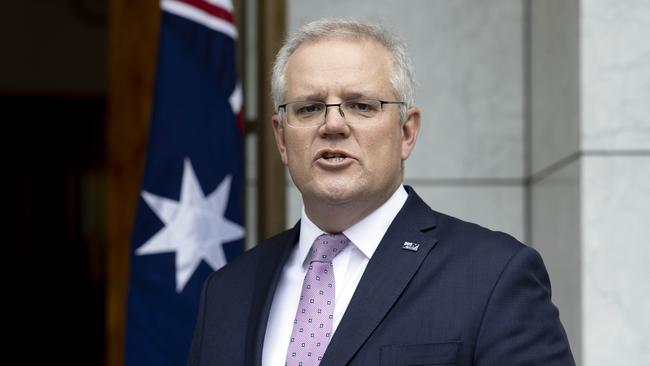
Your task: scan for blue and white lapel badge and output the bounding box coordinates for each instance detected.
[402,241,420,252]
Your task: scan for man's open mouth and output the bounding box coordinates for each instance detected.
[321,151,348,162]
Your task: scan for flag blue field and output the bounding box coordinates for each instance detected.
[125,1,244,365]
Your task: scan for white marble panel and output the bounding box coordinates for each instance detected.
[530,0,581,175]
[288,0,525,179]
[582,155,650,365]
[410,183,525,242]
[286,182,524,243]
[286,183,302,229]
[581,0,650,150]
[531,159,582,364]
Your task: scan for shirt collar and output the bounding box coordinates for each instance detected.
[298,185,408,266]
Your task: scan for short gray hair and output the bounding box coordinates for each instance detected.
[271,18,416,112]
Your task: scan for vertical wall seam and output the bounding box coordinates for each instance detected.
[523,0,533,246]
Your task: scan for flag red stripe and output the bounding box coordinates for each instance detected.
[177,0,234,24]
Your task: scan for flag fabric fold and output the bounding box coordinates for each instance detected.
[125,1,244,364]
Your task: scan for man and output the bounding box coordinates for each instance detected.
[188,18,575,366]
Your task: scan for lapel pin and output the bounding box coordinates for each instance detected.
[402,241,420,252]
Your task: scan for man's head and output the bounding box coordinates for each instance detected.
[271,18,421,232]
[272,19,416,116]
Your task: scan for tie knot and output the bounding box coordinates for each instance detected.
[310,233,350,263]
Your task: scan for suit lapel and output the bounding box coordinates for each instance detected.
[321,189,439,365]
[244,224,300,366]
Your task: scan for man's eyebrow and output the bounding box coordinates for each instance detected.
[293,91,376,101]
[292,92,327,101]
[339,91,374,100]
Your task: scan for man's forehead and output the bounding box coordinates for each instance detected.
[287,89,380,101]
[284,37,393,98]
[288,36,389,63]
[285,74,390,101]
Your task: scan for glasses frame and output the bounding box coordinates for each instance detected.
[277,99,406,128]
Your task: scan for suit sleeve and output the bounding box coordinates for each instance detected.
[186,277,210,366]
[474,246,575,365]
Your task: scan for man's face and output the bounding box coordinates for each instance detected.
[273,38,420,217]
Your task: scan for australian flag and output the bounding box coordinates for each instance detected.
[125,1,244,365]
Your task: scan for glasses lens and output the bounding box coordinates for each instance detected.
[282,99,391,127]
[341,99,382,123]
[287,101,325,127]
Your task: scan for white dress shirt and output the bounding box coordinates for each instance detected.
[262,185,408,365]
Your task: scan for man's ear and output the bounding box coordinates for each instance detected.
[401,106,421,160]
[272,114,289,165]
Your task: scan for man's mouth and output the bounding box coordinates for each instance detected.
[321,151,348,162]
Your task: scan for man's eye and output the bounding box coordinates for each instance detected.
[296,103,323,114]
[349,102,378,112]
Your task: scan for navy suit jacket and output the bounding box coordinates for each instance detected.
[187,187,575,365]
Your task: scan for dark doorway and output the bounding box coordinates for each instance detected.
[8,95,106,364]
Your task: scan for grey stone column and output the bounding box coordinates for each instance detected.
[531,0,650,364]
[286,0,528,241]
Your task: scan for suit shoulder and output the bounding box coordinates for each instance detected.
[433,210,527,260]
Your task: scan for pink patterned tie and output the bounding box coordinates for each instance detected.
[285,233,350,366]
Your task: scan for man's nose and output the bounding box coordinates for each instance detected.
[324,104,345,119]
[321,104,348,134]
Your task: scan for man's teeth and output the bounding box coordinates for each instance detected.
[323,155,345,163]
[324,155,345,162]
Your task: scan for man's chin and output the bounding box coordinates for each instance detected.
[307,184,359,206]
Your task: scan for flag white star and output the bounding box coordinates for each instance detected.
[137,158,245,292]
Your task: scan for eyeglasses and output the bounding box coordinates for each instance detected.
[277,98,406,128]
